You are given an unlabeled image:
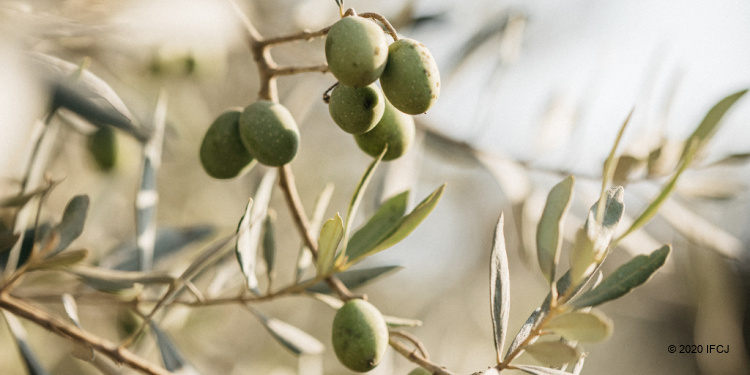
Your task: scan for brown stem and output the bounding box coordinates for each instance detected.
[260,26,332,46]
[359,12,399,41]
[389,336,456,375]
[272,65,329,76]
[389,329,429,359]
[0,293,170,375]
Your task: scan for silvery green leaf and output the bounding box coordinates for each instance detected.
[523,341,578,368]
[340,148,385,262]
[296,183,334,282]
[305,265,402,294]
[236,169,276,294]
[490,214,510,363]
[51,195,89,255]
[61,294,95,361]
[598,109,632,218]
[544,310,613,342]
[659,200,741,259]
[104,225,214,271]
[28,249,88,271]
[2,311,50,375]
[685,89,747,152]
[250,308,325,355]
[344,191,409,265]
[571,353,586,375]
[316,213,343,276]
[71,265,174,291]
[514,364,573,375]
[150,323,201,374]
[572,245,671,308]
[505,308,541,360]
[537,176,574,284]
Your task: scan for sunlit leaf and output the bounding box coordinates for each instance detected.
[340,148,385,261]
[305,265,402,294]
[612,155,644,186]
[544,310,613,342]
[505,307,541,360]
[2,311,50,375]
[524,341,578,368]
[316,214,343,276]
[344,191,409,264]
[537,176,574,284]
[490,214,510,363]
[296,184,334,282]
[71,265,174,291]
[344,184,445,266]
[514,364,573,375]
[685,89,747,152]
[150,323,201,374]
[236,169,276,294]
[262,210,277,284]
[597,109,632,222]
[250,307,325,355]
[704,152,750,167]
[659,200,741,259]
[571,353,587,375]
[51,195,89,255]
[572,245,670,308]
[384,315,422,328]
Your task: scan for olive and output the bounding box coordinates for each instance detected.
[329,83,385,134]
[379,38,440,115]
[87,126,117,172]
[325,16,388,88]
[332,299,389,372]
[239,100,300,166]
[407,367,432,375]
[354,100,415,161]
[199,109,254,179]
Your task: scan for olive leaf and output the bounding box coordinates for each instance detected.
[296,183,334,282]
[505,308,541,360]
[236,169,277,294]
[305,265,402,294]
[248,307,325,355]
[490,213,510,363]
[544,310,613,342]
[150,322,201,374]
[597,109,632,222]
[50,195,89,255]
[262,210,277,285]
[345,191,409,263]
[343,184,445,267]
[536,176,574,284]
[0,231,20,253]
[61,294,95,361]
[70,265,174,291]
[523,341,578,368]
[684,89,747,153]
[2,311,50,375]
[572,245,671,308]
[28,249,89,271]
[514,364,574,375]
[316,213,344,276]
[103,225,214,271]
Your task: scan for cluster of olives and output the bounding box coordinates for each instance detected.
[325,13,440,161]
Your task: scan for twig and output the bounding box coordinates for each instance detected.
[360,12,399,41]
[0,293,170,375]
[389,329,429,359]
[272,65,329,76]
[389,336,456,375]
[260,26,332,46]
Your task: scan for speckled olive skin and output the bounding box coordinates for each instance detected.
[332,299,389,372]
[239,101,300,167]
[407,367,432,375]
[379,38,440,115]
[199,108,254,179]
[325,16,388,88]
[354,100,415,161]
[329,83,385,134]
[88,126,117,172]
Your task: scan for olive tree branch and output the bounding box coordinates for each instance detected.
[389,336,456,375]
[272,65,329,76]
[0,292,171,375]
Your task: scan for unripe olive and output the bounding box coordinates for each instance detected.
[407,367,432,375]
[354,100,415,161]
[87,126,117,172]
[239,100,300,166]
[379,38,440,115]
[329,83,385,134]
[325,16,388,88]
[199,109,254,179]
[332,299,389,372]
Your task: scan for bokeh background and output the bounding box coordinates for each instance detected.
[1,0,749,374]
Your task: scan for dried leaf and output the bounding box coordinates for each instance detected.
[51,195,89,255]
[524,341,578,368]
[316,214,343,276]
[305,265,402,294]
[490,214,510,363]
[544,310,613,342]
[537,176,574,284]
[572,245,670,308]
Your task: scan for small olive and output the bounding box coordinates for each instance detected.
[354,100,415,161]
[407,367,432,375]
[329,83,385,134]
[199,109,254,179]
[379,38,440,115]
[239,100,300,166]
[325,16,388,88]
[332,299,389,372]
[87,126,117,172]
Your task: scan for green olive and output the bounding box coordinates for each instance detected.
[87,126,117,172]
[354,100,415,161]
[379,38,440,115]
[239,100,300,166]
[329,83,385,134]
[199,109,254,179]
[407,367,432,375]
[332,299,389,372]
[325,16,388,88]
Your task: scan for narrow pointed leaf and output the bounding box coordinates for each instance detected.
[572,245,671,308]
[537,176,574,284]
[490,214,510,363]
[236,168,276,294]
[51,195,89,255]
[2,311,50,375]
[514,364,573,375]
[251,308,325,355]
[61,294,95,361]
[384,315,422,327]
[296,184,334,282]
[544,310,613,342]
[70,265,174,291]
[685,89,747,151]
[598,109,632,222]
[524,341,578,367]
[305,265,402,294]
[506,308,541,359]
[104,225,214,271]
[345,184,445,266]
[345,191,409,263]
[150,323,201,374]
[262,210,277,283]
[0,184,54,208]
[29,249,88,270]
[316,213,344,276]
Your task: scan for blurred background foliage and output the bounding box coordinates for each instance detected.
[0,0,749,374]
